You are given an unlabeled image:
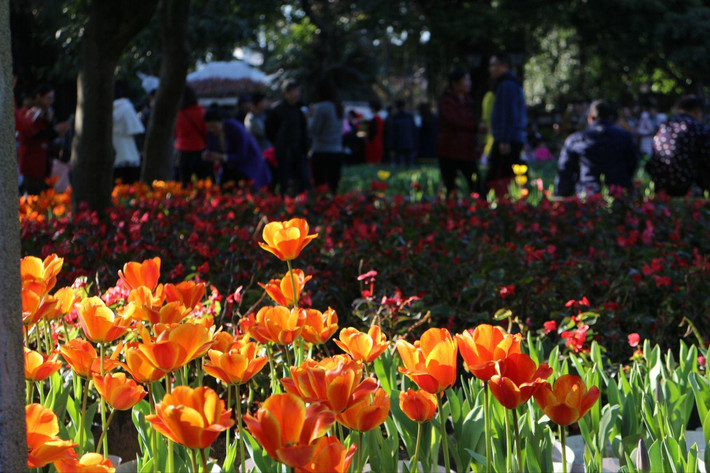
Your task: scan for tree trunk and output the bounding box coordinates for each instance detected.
[141,0,191,183]
[70,0,158,213]
[0,0,27,470]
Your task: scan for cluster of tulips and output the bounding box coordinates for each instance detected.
[22,217,600,473]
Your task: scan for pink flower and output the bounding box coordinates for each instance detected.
[698,356,706,366]
[627,333,640,348]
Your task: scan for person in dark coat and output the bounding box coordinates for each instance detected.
[645,95,710,196]
[436,68,481,197]
[265,80,312,194]
[418,102,438,160]
[389,100,417,167]
[203,109,272,191]
[555,100,639,197]
[486,53,528,197]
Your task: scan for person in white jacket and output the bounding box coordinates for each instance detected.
[113,83,145,184]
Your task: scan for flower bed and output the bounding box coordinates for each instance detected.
[20,182,710,361]
[20,218,710,472]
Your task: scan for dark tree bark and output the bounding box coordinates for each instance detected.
[70,0,158,213]
[141,0,191,183]
[0,0,27,470]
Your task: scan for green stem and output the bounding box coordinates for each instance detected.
[484,382,492,473]
[282,344,292,368]
[357,431,364,473]
[190,449,199,473]
[267,345,279,394]
[149,384,158,473]
[167,377,174,473]
[505,408,512,473]
[43,318,53,354]
[337,423,344,445]
[237,384,246,473]
[96,409,116,453]
[26,381,34,404]
[512,408,523,473]
[437,394,451,473]
[99,344,108,457]
[33,324,42,355]
[200,448,209,473]
[79,376,88,454]
[411,422,423,473]
[226,385,231,460]
[560,425,567,473]
[286,261,299,308]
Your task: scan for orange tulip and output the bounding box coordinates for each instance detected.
[301,308,339,345]
[489,353,552,409]
[77,297,131,344]
[533,374,600,426]
[21,254,63,297]
[24,348,62,381]
[55,452,115,473]
[243,393,335,468]
[60,338,119,378]
[455,324,521,381]
[298,436,357,473]
[335,325,389,363]
[146,386,234,449]
[211,331,241,353]
[26,403,77,468]
[337,386,390,432]
[92,372,146,410]
[163,281,206,309]
[138,322,213,373]
[145,301,191,325]
[396,327,458,393]
[259,269,312,307]
[118,257,161,291]
[282,355,372,413]
[258,218,318,261]
[204,341,268,385]
[240,306,305,345]
[123,343,167,384]
[123,286,165,322]
[399,388,438,423]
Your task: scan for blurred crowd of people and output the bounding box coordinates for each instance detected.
[12,57,710,199]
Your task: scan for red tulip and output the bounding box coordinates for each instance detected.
[489,353,552,409]
[399,388,438,423]
[533,374,600,426]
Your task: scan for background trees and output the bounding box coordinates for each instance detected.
[10,0,710,210]
[1,0,27,469]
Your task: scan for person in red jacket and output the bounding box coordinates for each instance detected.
[175,86,210,185]
[365,100,384,164]
[17,84,71,194]
[437,69,481,197]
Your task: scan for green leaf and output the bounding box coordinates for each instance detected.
[242,430,280,473]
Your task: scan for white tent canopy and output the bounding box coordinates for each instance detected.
[187,60,267,83]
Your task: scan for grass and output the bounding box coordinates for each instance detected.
[338,158,560,202]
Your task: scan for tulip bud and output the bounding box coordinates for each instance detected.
[635,437,650,473]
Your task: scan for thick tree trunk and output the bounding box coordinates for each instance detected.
[70,0,158,213]
[0,1,27,470]
[142,0,191,183]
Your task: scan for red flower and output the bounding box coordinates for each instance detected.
[543,320,557,335]
[627,333,640,348]
[499,285,515,299]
